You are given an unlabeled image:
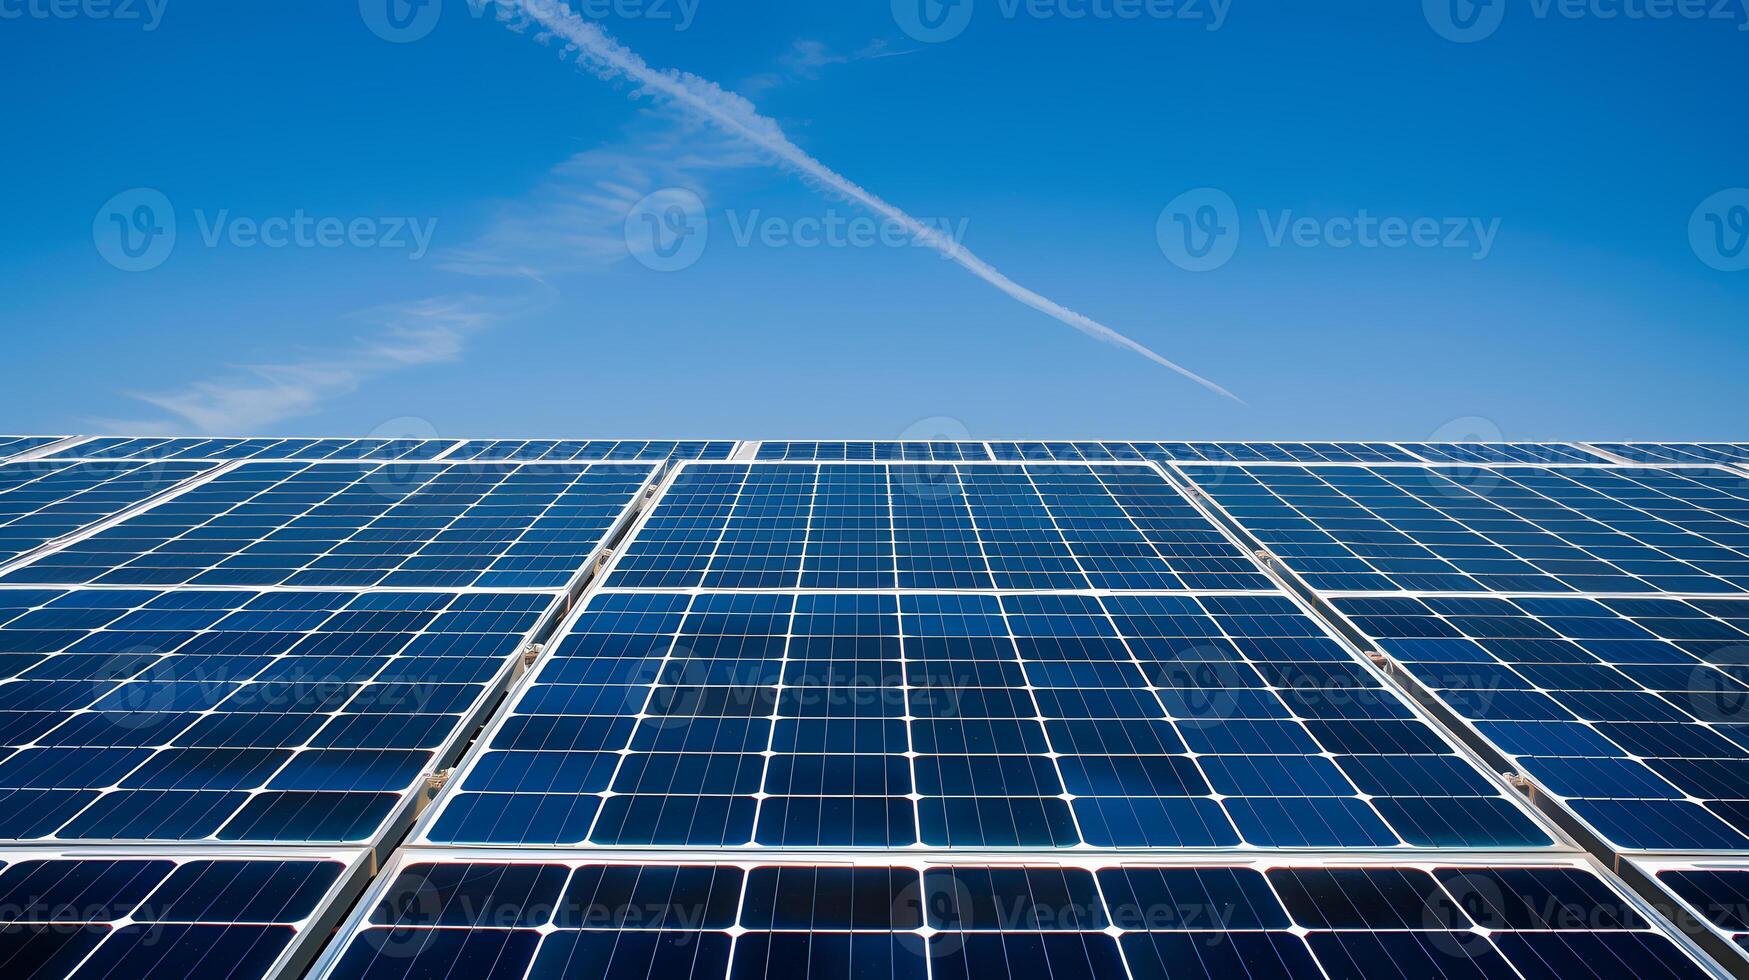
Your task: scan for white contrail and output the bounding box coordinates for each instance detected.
[493,0,1240,402]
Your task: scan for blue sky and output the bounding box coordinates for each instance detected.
[1,0,1745,441]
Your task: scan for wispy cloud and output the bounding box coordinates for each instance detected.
[439,120,761,279]
[492,0,1240,402]
[108,295,515,435]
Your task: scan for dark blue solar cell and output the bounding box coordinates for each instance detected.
[925,868,1105,931]
[61,789,245,840]
[591,795,754,846]
[1435,867,1646,931]
[1309,931,1513,980]
[372,863,569,928]
[1121,932,1321,980]
[532,930,732,980]
[1270,868,1467,929]
[1098,867,1287,930]
[1374,797,1553,848]
[1494,931,1712,980]
[742,867,922,929]
[331,928,541,980]
[754,796,916,847]
[929,932,1123,980]
[139,860,342,923]
[555,866,742,929]
[918,797,1078,847]
[1073,797,1239,847]
[0,860,171,922]
[217,791,399,842]
[1224,797,1398,848]
[72,923,296,980]
[0,926,109,977]
[427,793,600,845]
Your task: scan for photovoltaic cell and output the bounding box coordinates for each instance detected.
[0,459,215,565]
[603,463,1274,592]
[0,587,552,844]
[757,442,993,461]
[1182,464,1749,595]
[1,461,654,590]
[1334,593,1749,852]
[1598,445,1749,466]
[989,442,1422,464]
[1396,444,1612,465]
[450,440,736,462]
[419,589,1549,849]
[1641,861,1749,955]
[53,437,459,461]
[0,436,66,461]
[316,858,1712,980]
[0,851,350,980]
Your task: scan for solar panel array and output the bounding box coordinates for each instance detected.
[1180,464,1749,595]
[0,459,217,566]
[317,856,1714,980]
[0,439,675,980]
[52,437,460,461]
[1598,445,1749,466]
[603,463,1274,591]
[450,440,736,462]
[1,438,1747,977]
[0,462,656,590]
[417,587,1549,849]
[0,435,67,461]
[0,587,560,845]
[753,441,1623,465]
[0,849,357,980]
[1333,593,1749,852]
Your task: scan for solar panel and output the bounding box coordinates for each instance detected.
[0,847,358,980]
[417,586,1550,849]
[52,437,459,461]
[1180,464,1749,595]
[0,587,555,845]
[0,436,67,461]
[313,856,1714,980]
[0,459,216,566]
[1329,593,1749,853]
[988,442,1423,464]
[603,462,1275,592]
[1397,443,1613,465]
[1598,445,1749,466]
[986,441,1146,461]
[1638,859,1749,959]
[0,461,655,590]
[756,442,993,461]
[449,440,737,462]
